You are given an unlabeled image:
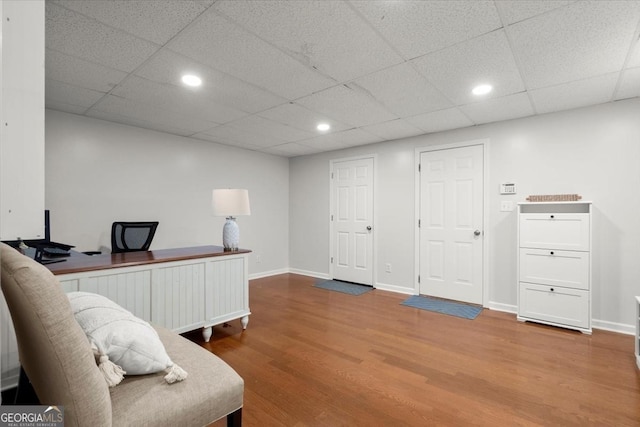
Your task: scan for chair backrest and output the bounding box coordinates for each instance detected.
[111,221,158,254]
[0,242,112,426]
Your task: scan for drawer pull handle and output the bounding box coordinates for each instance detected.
[550,288,555,292]
[550,215,555,219]
[550,251,554,255]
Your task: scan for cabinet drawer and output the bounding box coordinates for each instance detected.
[519,213,589,251]
[518,283,589,329]
[519,248,589,290]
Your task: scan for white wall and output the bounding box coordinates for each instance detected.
[289,98,640,331]
[45,110,290,277]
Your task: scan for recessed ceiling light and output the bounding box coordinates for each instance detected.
[317,123,330,131]
[472,84,492,96]
[181,74,202,87]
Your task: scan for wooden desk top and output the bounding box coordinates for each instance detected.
[46,245,251,276]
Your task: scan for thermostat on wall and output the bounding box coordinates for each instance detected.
[500,183,516,194]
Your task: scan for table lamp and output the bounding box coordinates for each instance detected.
[212,189,251,251]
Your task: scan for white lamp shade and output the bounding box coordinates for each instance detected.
[212,189,251,217]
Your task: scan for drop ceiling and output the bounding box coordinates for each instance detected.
[45,0,640,157]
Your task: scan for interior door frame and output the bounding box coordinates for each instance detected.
[329,154,377,286]
[414,139,490,306]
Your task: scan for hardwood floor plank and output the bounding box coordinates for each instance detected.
[199,274,640,426]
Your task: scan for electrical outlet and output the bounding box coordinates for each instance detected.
[385,263,392,273]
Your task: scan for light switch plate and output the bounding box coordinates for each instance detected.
[500,201,514,212]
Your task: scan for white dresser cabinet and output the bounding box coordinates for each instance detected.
[517,202,592,333]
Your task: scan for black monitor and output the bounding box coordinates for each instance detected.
[44,209,51,242]
[1,210,73,251]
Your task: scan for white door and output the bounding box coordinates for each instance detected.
[331,157,374,285]
[419,145,483,304]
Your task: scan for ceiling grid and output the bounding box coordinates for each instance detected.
[45,0,640,157]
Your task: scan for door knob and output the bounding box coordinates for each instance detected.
[366,226,372,231]
[474,230,481,236]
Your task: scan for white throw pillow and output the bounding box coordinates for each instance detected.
[67,291,187,387]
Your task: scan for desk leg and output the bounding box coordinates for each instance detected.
[241,315,249,330]
[202,326,213,342]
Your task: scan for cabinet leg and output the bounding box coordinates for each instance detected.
[241,315,249,330]
[202,326,213,342]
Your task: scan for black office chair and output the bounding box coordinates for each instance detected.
[111,221,159,254]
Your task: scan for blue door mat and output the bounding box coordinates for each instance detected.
[401,295,482,320]
[314,279,373,296]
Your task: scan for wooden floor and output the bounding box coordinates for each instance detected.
[190,274,640,426]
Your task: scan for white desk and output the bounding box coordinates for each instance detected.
[51,246,251,341]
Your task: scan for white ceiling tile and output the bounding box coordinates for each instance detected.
[197,124,286,149]
[615,67,640,100]
[257,103,350,134]
[297,135,350,152]
[460,92,534,124]
[45,103,89,115]
[352,63,454,117]
[215,0,403,82]
[261,143,320,157]
[167,10,335,100]
[405,108,474,134]
[351,0,501,59]
[110,76,246,124]
[495,1,576,25]
[46,49,127,93]
[54,0,214,45]
[297,85,397,128]
[193,132,265,151]
[531,73,619,113]
[46,2,159,73]
[412,30,524,105]
[45,79,106,108]
[135,50,286,113]
[360,119,424,141]
[195,132,285,153]
[333,128,384,148]
[508,1,640,89]
[627,41,640,69]
[191,131,241,147]
[227,115,316,143]
[89,95,219,135]
[88,109,199,137]
[300,128,382,151]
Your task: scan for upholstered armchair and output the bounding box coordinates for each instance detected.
[0,242,243,426]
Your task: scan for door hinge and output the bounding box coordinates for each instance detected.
[331,214,334,221]
[418,163,421,173]
[331,172,334,179]
[418,275,421,284]
[331,257,334,264]
[418,219,421,228]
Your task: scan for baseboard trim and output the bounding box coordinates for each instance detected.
[486,301,517,314]
[484,302,634,335]
[592,318,635,336]
[287,269,330,280]
[1,371,19,394]
[374,282,415,295]
[249,268,289,280]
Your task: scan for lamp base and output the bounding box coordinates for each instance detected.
[222,217,240,251]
